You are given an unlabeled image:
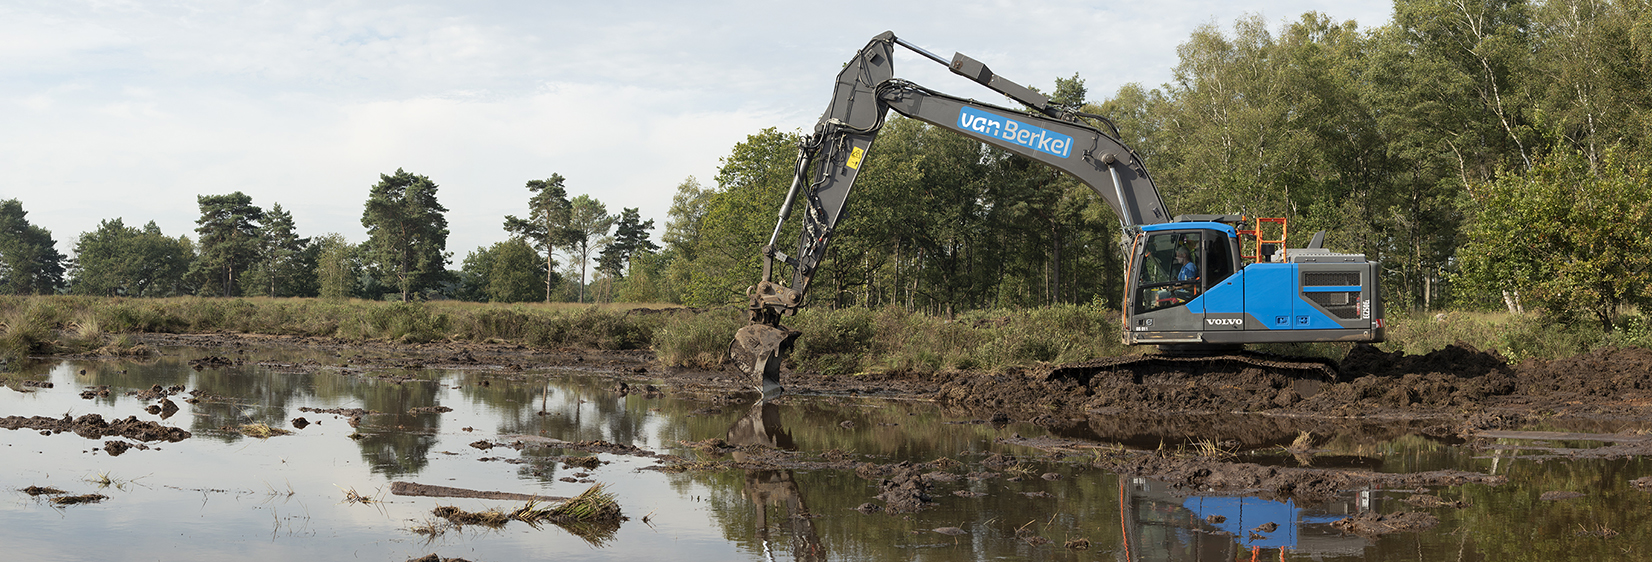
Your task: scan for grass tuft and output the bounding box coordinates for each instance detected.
[239,423,293,438]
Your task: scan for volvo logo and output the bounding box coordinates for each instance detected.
[1206,318,1243,326]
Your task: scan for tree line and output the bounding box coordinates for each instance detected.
[0,168,657,304]
[4,0,1650,331]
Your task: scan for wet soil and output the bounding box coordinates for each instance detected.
[1101,452,1505,503]
[1331,511,1440,537]
[0,413,191,442]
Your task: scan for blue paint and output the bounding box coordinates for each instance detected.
[1181,496,1301,549]
[1187,269,1244,314]
[1141,222,1239,237]
[1243,264,1297,329]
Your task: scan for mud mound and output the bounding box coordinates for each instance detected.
[1512,346,1652,399]
[934,371,1089,416]
[859,461,932,513]
[0,413,191,442]
[1342,342,1511,378]
[1105,453,1505,503]
[1331,511,1439,536]
[1293,370,1520,414]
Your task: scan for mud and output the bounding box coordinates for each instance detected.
[1331,511,1440,537]
[21,486,65,496]
[132,333,1652,427]
[50,493,109,505]
[0,413,191,442]
[1100,453,1505,503]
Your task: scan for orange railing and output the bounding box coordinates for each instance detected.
[1237,217,1288,263]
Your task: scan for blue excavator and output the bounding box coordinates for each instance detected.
[730,32,1385,395]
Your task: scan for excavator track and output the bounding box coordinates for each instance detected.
[1046,350,1340,385]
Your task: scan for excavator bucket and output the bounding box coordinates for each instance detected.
[730,323,800,397]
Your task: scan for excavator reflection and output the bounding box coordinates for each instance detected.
[1118,476,1370,561]
[724,400,824,561]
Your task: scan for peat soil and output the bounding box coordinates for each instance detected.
[21,331,1651,537]
[122,333,1652,428]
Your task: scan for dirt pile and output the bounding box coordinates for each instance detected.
[858,461,933,513]
[928,342,1652,421]
[0,413,191,442]
[1331,511,1439,536]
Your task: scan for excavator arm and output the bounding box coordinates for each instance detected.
[732,32,1170,394]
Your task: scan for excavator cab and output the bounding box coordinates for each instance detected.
[1133,229,1237,312]
[1124,218,1384,349]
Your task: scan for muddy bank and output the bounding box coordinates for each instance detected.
[120,332,1652,432]
[1102,453,1505,503]
[936,343,1652,426]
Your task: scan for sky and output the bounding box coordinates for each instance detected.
[1,0,1394,267]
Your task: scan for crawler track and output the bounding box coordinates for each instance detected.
[1046,351,1340,384]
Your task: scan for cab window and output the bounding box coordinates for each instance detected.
[1135,231,1204,313]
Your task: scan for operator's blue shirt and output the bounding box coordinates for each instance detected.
[1178,262,1197,281]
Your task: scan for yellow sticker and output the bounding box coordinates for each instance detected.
[846,146,865,170]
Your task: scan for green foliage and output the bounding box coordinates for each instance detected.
[1457,148,1652,330]
[70,219,192,297]
[458,239,552,303]
[596,207,658,278]
[782,303,1128,375]
[651,307,743,368]
[1381,310,1605,364]
[679,128,800,306]
[337,302,449,343]
[504,175,572,302]
[189,192,264,297]
[0,199,66,295]
[242,203,316,298]
[361,169,450,302]
[564,194,613,303]
[313,233,359,300]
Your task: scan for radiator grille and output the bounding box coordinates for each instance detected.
[1306,291,1362,319]
[1303,271,1360,286]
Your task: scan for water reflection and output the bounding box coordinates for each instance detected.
[9,348,1652,561]
[725,400,823,562]
[1120,477,1364,560]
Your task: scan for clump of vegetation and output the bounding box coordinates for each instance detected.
[651,307,743,368]
[427,484,621,545]
[239,423,293,438]
[50,493,109,505]
[338,486,380,504]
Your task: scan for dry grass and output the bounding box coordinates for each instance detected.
[338,486,380,504]
[427,484,622,545]
[239,423,293,438]
[51,493,108,505]
[1288,431,1314,452]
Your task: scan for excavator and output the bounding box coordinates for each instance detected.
[731,32,1385,395]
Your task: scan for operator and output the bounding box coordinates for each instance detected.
[1175,248,1197,282]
